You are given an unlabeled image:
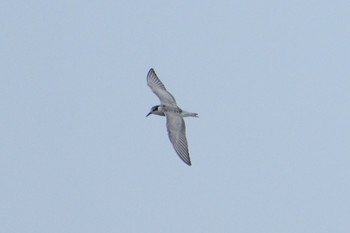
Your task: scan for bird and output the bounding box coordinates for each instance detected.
[146,68,198,166]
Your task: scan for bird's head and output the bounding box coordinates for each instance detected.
[146,105,159,117]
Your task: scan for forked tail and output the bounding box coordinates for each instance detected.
[182,111,199,117]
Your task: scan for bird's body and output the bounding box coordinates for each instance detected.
[146,68,198,166]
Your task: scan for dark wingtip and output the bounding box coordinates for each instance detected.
[147,68,154,77]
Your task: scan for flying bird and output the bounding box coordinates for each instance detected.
[146,68,198,166]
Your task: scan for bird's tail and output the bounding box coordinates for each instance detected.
[182,111,199,118]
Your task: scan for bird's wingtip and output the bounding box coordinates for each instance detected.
[147,68,154,75]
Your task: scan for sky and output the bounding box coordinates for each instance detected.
[1,1,349,232]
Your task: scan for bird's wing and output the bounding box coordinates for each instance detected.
[147,68,177,106]
[166,113,191,166]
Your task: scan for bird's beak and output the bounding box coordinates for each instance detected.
[146,112,152,117]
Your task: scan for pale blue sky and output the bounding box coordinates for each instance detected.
[1,1,349,233]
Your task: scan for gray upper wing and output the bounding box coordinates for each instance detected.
[166,113,191,166]
[147,68,177,106]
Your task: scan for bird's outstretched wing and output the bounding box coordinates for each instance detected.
[166,112,192,166]
[147,68,177,106]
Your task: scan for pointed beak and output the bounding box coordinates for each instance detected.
[146,111,152,117]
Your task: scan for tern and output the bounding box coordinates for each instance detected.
[146,68,198,166]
